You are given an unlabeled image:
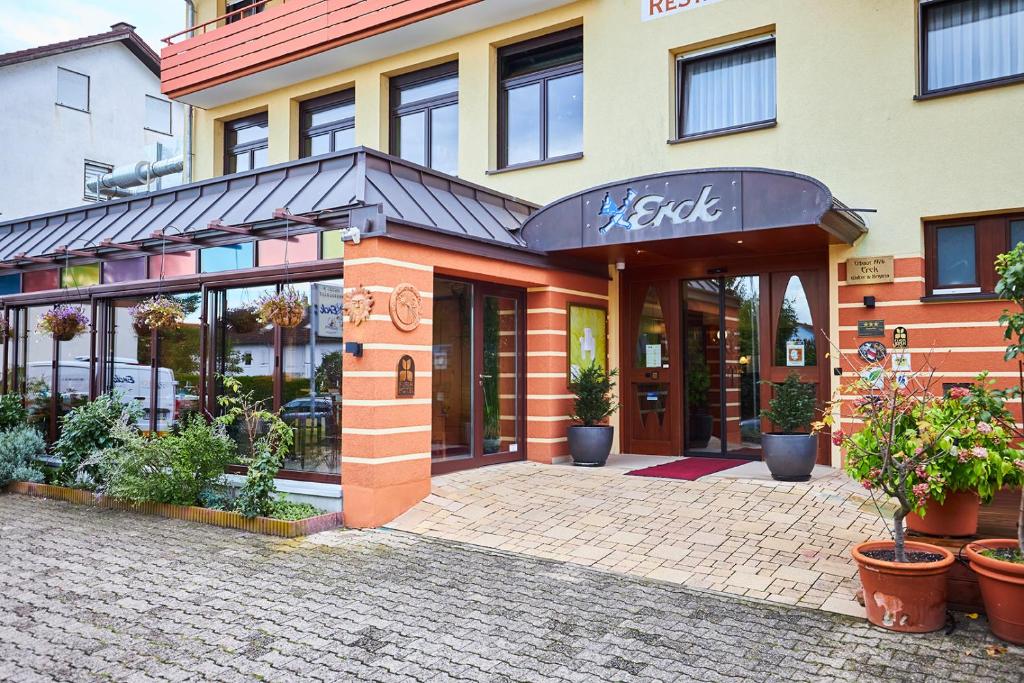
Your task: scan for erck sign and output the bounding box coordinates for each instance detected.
[642,0,724,22]
[597,185,723,234]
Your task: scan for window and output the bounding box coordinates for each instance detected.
[224,113,268,174]
[926,213,1024,295]
[922,0,1024,95]
[200,243,255,273]
[57,67,89,111]
[225,0,263,24]
[299,90,355,158]
[83,160,113,201]
[390,63,459,174]
[677,38,776,139]
[145,95,172,134]
[498,27,583,169]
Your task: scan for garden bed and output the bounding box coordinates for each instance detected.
[4,481,343,538]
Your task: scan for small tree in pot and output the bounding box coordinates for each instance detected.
[567,362,618,467]
[760,372,817,481]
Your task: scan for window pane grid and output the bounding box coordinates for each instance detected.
[300,91,355,158]
[681,41,776,138]
[925,0,1024,92]
[391,65,459,173]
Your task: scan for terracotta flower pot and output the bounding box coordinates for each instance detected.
[906,490,980,537]
[964,539,1024,645]
[851,540,954,633]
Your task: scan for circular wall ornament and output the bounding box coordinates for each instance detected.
[343,285,374,326]
[389,283,423,332]
[858,340,887,363]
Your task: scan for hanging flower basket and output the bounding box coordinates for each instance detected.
[37,304,89,342]
[129,296,186,336]
[225,306,261,334]
[257,288,308,328]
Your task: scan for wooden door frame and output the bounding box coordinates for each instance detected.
[431,280,527,475]
[620,251,830,461]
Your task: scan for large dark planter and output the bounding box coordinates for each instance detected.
[762,432,817,481]
[852,540,954,633]
[687,411,713,448]
[965,539,1024,644]
[568,425,614,467]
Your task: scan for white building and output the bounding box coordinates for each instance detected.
[0,22,185,221]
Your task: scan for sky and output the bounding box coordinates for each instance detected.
[0,0,184,54]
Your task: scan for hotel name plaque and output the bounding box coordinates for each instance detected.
[845,256,894,285]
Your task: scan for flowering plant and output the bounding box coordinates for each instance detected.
[129,296,185,335]
[256,287,308,328]
[816,365,1024,562]
[36,304,89,341]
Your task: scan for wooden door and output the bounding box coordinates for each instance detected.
[623,280,679,455]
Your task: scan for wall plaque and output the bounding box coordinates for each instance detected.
[396,355,415,397]
[857,319,885,337]
[893,326,908,348]
[845,256,894,285]
[389,283,422,332]
[343,285,374,326]
[858,340,888,363]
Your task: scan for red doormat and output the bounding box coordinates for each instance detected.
[626,457,747,481]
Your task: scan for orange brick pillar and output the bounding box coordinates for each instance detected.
[341,239,433,528]
[524,286,608,464]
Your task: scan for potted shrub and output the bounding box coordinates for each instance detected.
[567,362,618,467]
[129,296,186,336]
[37,304,89,342]
[256,287,308,328]
[961,243,1024,645]
[821,368,961,633]
[760,372,817,481]
[905,375,1022,537]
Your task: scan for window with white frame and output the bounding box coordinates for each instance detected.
[145,95,172,135]
[677,38,776,139]
[922,0,1024,94]
[57,67,89,111]
[84,160,113,201]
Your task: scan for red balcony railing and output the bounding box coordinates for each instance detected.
[160,0,484,102]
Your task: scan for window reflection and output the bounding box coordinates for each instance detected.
[432,279,473,463]
[157,293,202,432]
[774,275,817,367]
[107,298,153,432]
[635,286,668,369]
[22,306,52,435]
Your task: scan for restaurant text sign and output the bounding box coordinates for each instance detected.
[845,256,894,285]
[643,0,724,22]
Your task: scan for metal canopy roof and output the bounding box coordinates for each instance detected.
[0,148,535,271]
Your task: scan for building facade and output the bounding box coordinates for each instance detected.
[1,0,1021,526]
[0,23,185,222]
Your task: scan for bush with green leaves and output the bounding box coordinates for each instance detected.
[0,425,46,486]
[95,414,236,507]
[269,495,323,521]
[0,394,27,432]
[216,376,293,518]
[761,372,817,434]
[569,362,619,427]
[54,393,144,486]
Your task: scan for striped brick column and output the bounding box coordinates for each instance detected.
[341,240,433,528]
[525,284,609,463]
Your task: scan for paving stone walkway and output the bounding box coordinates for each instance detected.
[388,460,888,616]
[2,494,1021,682]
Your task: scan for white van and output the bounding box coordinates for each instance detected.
[26,358,178,432]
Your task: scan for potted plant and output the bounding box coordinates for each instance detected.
[129,296,186,336]
[567,362,618,467]
[820,367,962,633]
[37,304,89,342]
[760,372,817,481]
[905,375,1022,537]
[960,243,1024,645]
[256,287,308,328]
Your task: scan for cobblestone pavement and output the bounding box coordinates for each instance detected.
[2,495,1022,682]
[388,461,887,615]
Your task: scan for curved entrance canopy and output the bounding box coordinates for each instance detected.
[519,168,867,252]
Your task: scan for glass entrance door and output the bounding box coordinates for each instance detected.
[431,279,525,474]
[625,281,677,455]
[682,277,762,458]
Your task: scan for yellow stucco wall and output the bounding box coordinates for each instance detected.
[189,0,1024,463]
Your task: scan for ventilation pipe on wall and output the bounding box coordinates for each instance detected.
[85,156,185,196]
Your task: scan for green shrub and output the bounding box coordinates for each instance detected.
[216,377,293,518]
[761,372,817,434]
[269,495,324,521]
[0,426,46,486]
[54,393,143,486]
[0,394,27,432]
[569,362,619,426]
[96,415,235,507]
